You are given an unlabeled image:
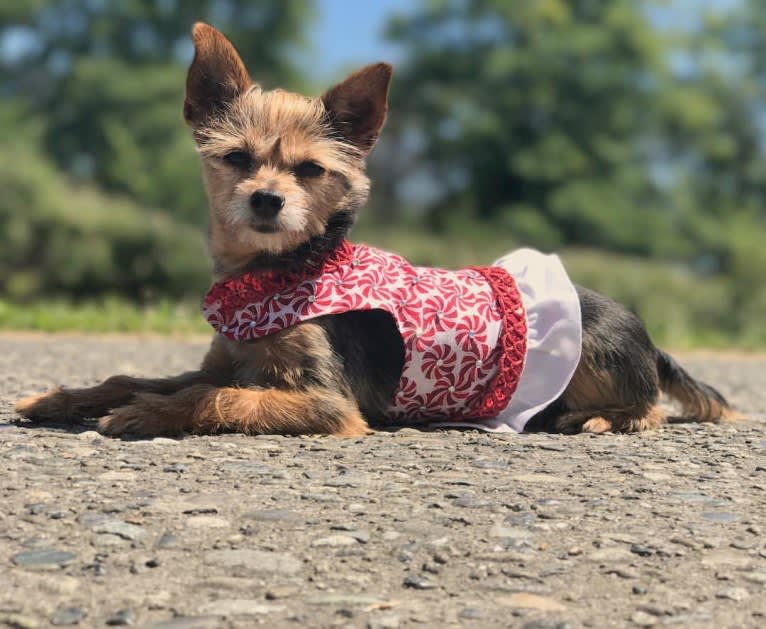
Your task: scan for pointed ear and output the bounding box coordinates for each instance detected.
[184,23,251,127]
[321,63,393,153]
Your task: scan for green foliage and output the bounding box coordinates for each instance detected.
[382,0,673,254]
[561,250,733,349]
[47,59,205,221]
[380,0,766,263]
[0,0,313,91]
[1,0,315,219]
[0,139,209,302]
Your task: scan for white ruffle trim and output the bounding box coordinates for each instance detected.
[431,248,582,433]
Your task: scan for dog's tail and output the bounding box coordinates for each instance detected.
[656,350,738,423]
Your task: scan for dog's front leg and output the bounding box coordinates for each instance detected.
[14,371,217,423]
[15,337,234,423]
[98,384,369,437]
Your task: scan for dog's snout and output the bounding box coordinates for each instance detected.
[250,189,285,218]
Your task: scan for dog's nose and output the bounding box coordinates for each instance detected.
[250,189,285,219]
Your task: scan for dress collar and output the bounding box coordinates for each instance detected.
[205,239,356,310]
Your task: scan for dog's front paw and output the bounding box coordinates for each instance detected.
[581,417,613,434]
[98,395,187,438]
[15,388,77,423]
[99,406,159,437]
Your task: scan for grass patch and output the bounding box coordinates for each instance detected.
[0,298,210,335]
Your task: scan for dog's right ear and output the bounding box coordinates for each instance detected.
[184,23,251,128]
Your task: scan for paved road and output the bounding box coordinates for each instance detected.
[1,335,764,628]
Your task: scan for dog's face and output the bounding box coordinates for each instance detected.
[183,23,392,276]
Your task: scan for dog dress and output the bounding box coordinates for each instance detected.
[203,241,581,432]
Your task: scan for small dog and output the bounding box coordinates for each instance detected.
[16,23,736,437]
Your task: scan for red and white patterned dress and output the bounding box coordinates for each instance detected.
[203,241,582,432]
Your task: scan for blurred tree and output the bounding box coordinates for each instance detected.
[0,111,209,302]
[380,0,763,262]
[0,0,315,222]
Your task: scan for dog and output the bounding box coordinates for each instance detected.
[15,23,736,437]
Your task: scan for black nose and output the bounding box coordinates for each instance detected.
[250,189,285,219]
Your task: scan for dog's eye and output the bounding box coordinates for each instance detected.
[294,161,325,178]
[223,151,252,169]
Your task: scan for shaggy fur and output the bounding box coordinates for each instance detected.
[16,23,737,437]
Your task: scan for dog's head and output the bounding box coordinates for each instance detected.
[184,23,392,277]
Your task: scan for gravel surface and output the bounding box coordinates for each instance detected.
[1,334,764,628]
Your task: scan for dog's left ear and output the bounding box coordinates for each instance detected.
[321,63,393,154]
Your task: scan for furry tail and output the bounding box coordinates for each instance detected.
[656,351,736,423]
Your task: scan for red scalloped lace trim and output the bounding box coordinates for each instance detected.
[465,266,527,418]
[204,240,355,320]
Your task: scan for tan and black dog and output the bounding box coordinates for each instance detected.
[16,23,736,437]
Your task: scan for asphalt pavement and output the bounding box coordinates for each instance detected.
[1,334,764,628]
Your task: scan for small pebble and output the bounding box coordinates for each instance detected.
[51,607,87,626]
[459,608,483,620]
[630,611,657,627]
[106,609,136,626]
[715,587,750,601]
[403,575,437,590]
[11,549,76,569]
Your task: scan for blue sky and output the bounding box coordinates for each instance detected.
[307,0,742,81]
[307,0,412,79]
